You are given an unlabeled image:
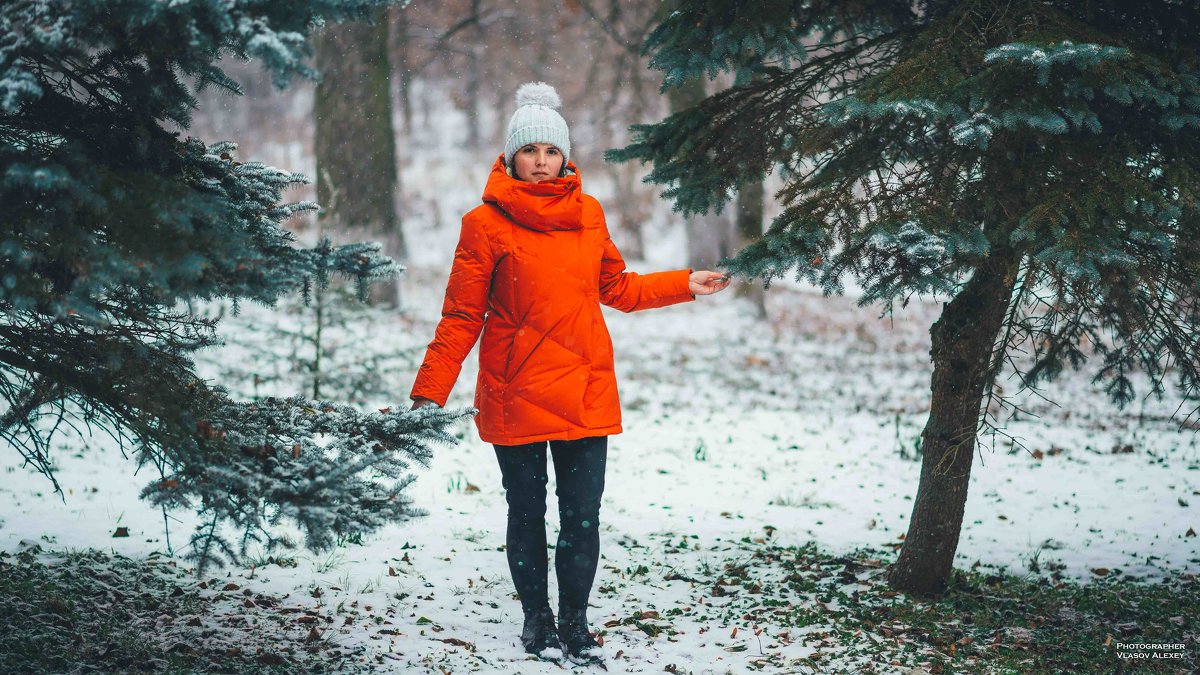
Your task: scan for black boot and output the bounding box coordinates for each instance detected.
[557,607,604,666]
[520,605,562,658]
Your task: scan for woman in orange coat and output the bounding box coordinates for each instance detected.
[410,82,730,665]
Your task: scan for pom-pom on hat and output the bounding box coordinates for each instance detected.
[504,82,571,168]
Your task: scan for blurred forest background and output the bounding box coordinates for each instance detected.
[189,0,772,313]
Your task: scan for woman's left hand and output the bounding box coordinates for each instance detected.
[689,270,732,296]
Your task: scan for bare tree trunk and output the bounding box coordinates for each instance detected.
[886,249,1019,597]
[574,0,657,261]
[734,178,767,319]
[666,77,732,270]
[314,8,405,307]
[613,162,647,260]
[464,0,483,148]
[392,6,413,134]
[617,26,650,261]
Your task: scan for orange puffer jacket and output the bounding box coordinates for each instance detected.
[410,156,695,445]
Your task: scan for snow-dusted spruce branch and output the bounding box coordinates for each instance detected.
[0,373,64,491]
[141,397,470,574]
[1,0,469,572]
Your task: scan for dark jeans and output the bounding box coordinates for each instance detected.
[493,435,608,614]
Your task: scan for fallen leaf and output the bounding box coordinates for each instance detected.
[1115,622,1141,635]
[112,527,129,538]
[438,637,472,649]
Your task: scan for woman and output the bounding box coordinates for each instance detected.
[409,82,730,665]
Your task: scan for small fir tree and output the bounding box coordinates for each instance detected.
[0,0,469,571]
[209,237,424,405]
[611,0,1200,596]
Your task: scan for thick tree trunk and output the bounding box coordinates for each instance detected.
[734,178,767,319]
[886,250,1019,597]
[666,77,732,270]
[314,8,404,307]
[392,7,413,134]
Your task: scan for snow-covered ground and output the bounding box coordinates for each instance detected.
[2,241,1197,672]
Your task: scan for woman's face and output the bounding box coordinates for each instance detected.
[512,143,565,182]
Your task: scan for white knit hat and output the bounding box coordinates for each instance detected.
[503,82,571,168]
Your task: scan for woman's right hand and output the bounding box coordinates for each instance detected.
[411,397,436,410]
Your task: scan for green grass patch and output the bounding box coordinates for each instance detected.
[0,546,370,674]
[689,541,1198,674]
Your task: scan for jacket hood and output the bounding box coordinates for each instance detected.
[482,155,584,232]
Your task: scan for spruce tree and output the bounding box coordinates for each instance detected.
[611,0,1200,596]
[0,0,470,571]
